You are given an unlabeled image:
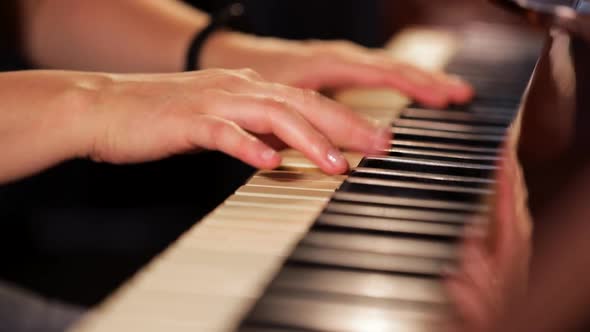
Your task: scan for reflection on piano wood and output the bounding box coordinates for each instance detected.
[71,24,542,332]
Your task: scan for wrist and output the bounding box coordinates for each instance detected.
[198,30,255,69]
[199,30,309,70]
[0,71,112,183]
[47,72,113,161]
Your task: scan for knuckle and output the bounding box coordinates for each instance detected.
[301,88,321,101]
[238,68,262,79]
[295,88,321,109]
[256,96,293,127]
[259,95,289,111]
[302,88,330,109]
[205,118,232,149]
[203,68,225,76]
[220,69,251,86]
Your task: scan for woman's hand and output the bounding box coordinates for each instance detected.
[201,32,474,108]
[0,69,390,184]
[445,146,533,331]
[20,1,472,108]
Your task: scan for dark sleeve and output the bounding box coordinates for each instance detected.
[183,0,383,47]
[0,1,27,70]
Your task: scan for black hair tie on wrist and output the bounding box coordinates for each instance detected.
[185,2,247,72]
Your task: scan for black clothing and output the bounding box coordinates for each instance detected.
[0,1,28,71]
[185,0,384,47]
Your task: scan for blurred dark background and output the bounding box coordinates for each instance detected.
[0,0,522,307]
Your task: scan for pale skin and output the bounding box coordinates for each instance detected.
[2,1,527,329]
[0,0,475,184]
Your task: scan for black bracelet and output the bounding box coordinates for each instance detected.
[185,2,247,72]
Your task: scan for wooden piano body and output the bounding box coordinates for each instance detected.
[73,20,552,332]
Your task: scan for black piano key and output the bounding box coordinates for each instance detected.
[340,177,491,203]
[448,64,536,80]
[352,167,494,189]
[316,212,464,238]
[385,147,499,165]
[393,139,500,155]
[468,77,528,90]
[289,245,455,277]
[243,290,448,332]
[392,128,504,148]
[394,119,507,135]
[272,265,449,305]
[361,156,496,178]
[464,95,520,109]
[345,176,493,195]
[325,202,482,225]
[446,103,517,116]
[401,107,513,126]
[331,191,487,213]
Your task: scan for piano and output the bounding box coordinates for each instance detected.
[69,4,569,332]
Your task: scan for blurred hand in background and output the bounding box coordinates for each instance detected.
[445,142,533,331]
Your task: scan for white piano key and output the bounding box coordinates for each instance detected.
[179,225,303,256]
[235,186,334,200]
[224,195,326,211]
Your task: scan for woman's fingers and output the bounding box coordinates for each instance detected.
[215,75,392,155]
[446,231,500,331]
[232,82,392,154]
[446,276,491,331]
[431,71,475,104]
[90,68,391,173]
[185,114,281,170]
[303,58,450,108]
[299,44,474,108]
[445,145,532,331]
[204,90,350,174]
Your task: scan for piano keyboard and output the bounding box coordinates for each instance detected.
[70,24,542,332]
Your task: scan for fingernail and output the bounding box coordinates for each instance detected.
[261,148,278,162]
[326,148,347,169]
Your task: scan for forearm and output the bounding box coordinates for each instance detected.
[20,0,210,73]
[0,71,102,184]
